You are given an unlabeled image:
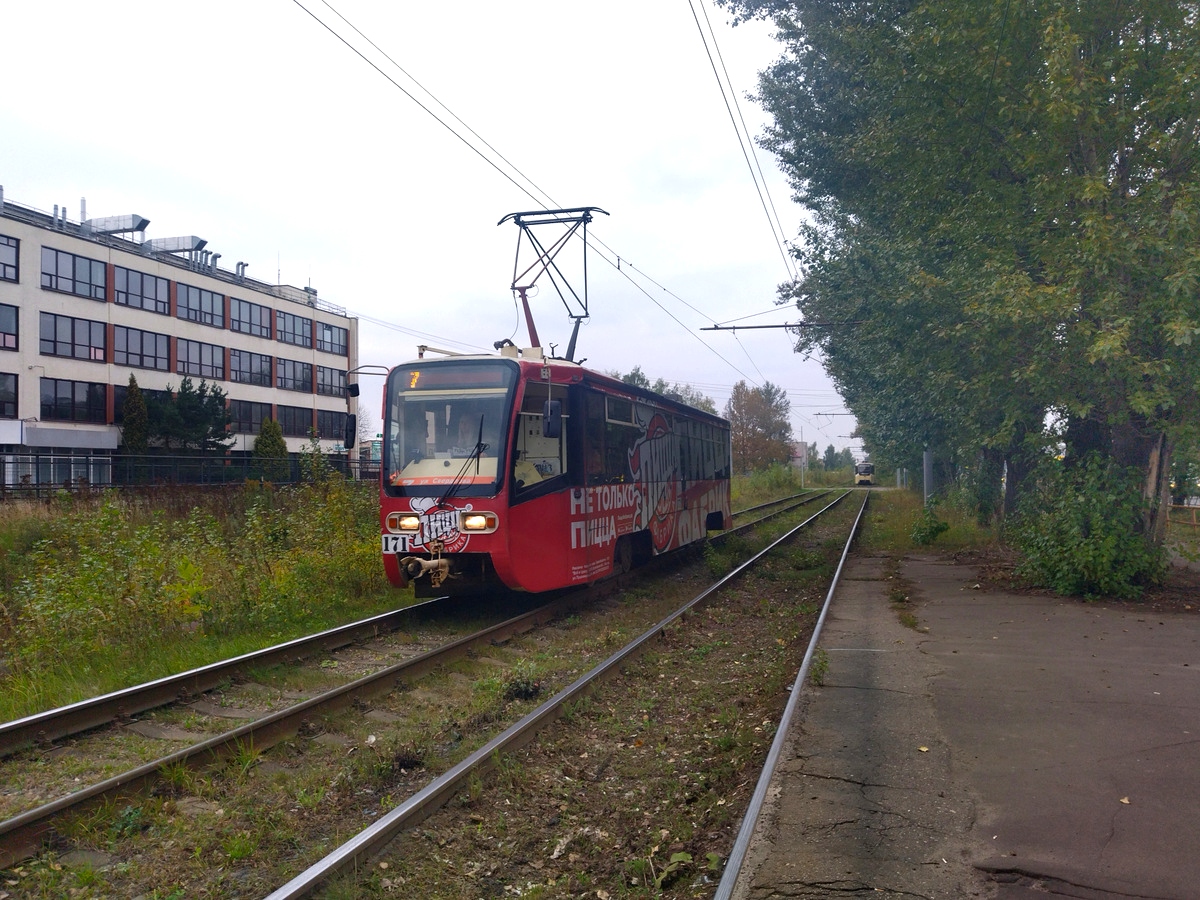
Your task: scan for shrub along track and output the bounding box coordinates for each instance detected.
[0,492,810,764]
[0,496,835,897]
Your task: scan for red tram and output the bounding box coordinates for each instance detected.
[378,348,732,596]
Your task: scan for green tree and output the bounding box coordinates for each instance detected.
[145,389,182,451]
[612,366,718,413]
[176,378,233,453]
[253,418,290,482]
[724,380,794,473]
[822,444,839,471]
[147,378,232,452]
[721,0,1200,550]
[618,365,652,390]
[299,430,333,483]
[120,375,149,455]
[805,441,822,471]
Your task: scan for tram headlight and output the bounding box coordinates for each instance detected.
[460,512,498,533]
[395,515,421,531]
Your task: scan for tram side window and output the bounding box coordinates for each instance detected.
[582,390,641,485]
[513,382,568,490]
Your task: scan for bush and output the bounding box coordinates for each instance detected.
[1010,454,1165,599]
[1,481,388,713]
[911,502,949,545]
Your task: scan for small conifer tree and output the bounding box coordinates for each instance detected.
[253,418,291,482]
[121,375,149,455]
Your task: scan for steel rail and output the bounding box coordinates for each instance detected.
[731,490,811,518]
[718,490,832,544]
[713,490,871,900]
[0,486,816,759]
[0,596,462,758]
[0,593,587,869]
[0,490,826,869]
[264,491,852,899]
[0,490,811,759]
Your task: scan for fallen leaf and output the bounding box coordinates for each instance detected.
[918,746,929,752]
[1119,797,1130,804]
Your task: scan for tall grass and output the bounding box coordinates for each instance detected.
[859,488,995,553]
[732,464,805,508]
[0,479,403,721]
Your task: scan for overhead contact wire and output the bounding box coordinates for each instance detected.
[295,0,754,383]
[291,0,546,208]
[695,0,796,282]
[686,0,795,282]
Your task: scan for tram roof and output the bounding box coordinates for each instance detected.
[390,351,728,425]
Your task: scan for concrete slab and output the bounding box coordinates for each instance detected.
[733,554,989,898]
[732,553,1200,900]
[911,556,1200,899]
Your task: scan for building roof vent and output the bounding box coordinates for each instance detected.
[84,214,150,235]
[143,235,207,254]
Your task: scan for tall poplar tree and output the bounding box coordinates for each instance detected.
[721,0,1200,543]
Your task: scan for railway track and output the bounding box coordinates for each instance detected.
[264,489,864,898]
[0,491,829,878]
[0,491,820,760]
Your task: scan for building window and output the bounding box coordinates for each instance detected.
[114,385,169,424]
[114,266,169,314]
[0,373,15,418]
[316,365,346,397]
[278,404,312,437]
[276,358,312,392]
[177,283,225,328]
[276,310,312,349]
[317,408,347,441]
[114,325,169,371]
[230,349,272,386]
[41,247,106,300]
[1,234,18,282]
[229,399,272,435]
[1,303,16,350]
[317,322,347,355]
[177,339,225,379]
[40,312,106,361]
[230,297,272,338]
[41,377,106,423]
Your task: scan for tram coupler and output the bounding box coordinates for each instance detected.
[399,539,448,588]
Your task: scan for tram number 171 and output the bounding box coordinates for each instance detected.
[381,534,414,554]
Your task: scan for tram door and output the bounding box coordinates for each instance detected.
[584,391,641,575]
[579,392,608,577]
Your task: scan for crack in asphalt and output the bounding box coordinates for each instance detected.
[764,878,935,898]
[979,865,1177,900]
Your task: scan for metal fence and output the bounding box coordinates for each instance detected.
[0,452,380,498]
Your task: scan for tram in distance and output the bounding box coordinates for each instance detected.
[854,462,876,486]
[378,348,733,596]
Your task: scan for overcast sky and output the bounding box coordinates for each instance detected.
[0,0,860,454]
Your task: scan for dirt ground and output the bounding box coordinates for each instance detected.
[954,546,1200,614]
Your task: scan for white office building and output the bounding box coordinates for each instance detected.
[0,187,359,488]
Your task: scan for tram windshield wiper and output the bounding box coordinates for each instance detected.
[436,414,488,508]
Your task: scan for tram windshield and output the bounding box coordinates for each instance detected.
[383,360,518,497]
